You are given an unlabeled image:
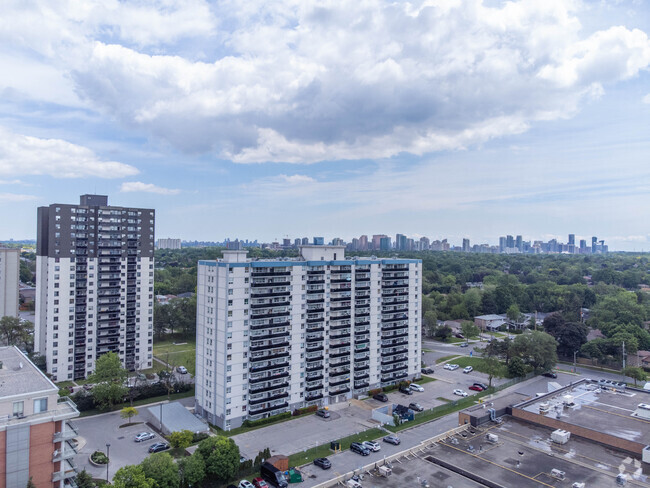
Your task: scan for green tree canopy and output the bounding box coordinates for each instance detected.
[178,454,206,488]
[169,430,194,450]
[196,436,240,482]
[113,465,155,488]
[140,452,180,488]
[90,352,128,410]
[623,367,648,386]
[511,331,558,372]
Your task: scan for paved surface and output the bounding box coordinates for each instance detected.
[73,397,195,480]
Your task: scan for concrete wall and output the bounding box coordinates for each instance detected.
[29,422,55,488]
[511,407,644,456]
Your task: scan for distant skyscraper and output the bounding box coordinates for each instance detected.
[35,194,154,381]
[515,235,522,251]
[568,234,575,246]
[380,236,391,251]
[419,236,430,250]
[282,238,291,248]
[592,236,598,253]
[313,237,324,245]
[331,237,344,246]
[462,238,470,252]
[359,235,368,251]
[395,234,407,251]
[301,237,309,245]
[294,238,301,247]
[580,239,587,251]
[506,235,514,249]
[0,248,20,318]
[371,235,386,250]
[157,238,181,250]
[499,236,506,253]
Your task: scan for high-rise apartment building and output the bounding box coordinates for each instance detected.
[35,195,155,382]
[195,246,421,429]
[358,235,368,251]
[592,236,598,254]
[462,238,470,252]
[515,235,522,251]
[156,238,181,250]
[0,346,80,488]
[0,248,20,318]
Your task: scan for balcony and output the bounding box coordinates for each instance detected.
[248,402,289,416]
[354,381,369,389]
[53,421,79,442]
[250,350,290,362]
[249,392,289,406]
[249,371,289,384]
[354,372,370,380]
[329,377,350,387]
[249,361,289,373]
[249,381,289,395]
[329,368,350,377]
[250,290,291,298]
[329,386,350,395]
[250,340,290,352]
[306,373,324,381]
[381,347,409,357]
[306,345,324,353]
[305,393,324,402]
[251,271,290,277]
[306,383,323,392]
[52,459,78,482]
[251,300,290,309]
[53,440,78,462]
[251,280,291,287]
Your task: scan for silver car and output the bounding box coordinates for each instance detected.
[134,432,155,442]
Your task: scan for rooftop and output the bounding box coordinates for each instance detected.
[517,379,650,447]
[0,346,57,398]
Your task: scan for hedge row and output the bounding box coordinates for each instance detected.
[293,405,317,416]
[242,412,291,427]
[72,381,192,411]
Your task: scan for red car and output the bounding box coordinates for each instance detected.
[469,385,484,392]
[252,478,269,488]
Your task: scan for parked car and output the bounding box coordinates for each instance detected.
[383,435,401,445]
[373,393,388,402]
[315,409,330,418]
[134,432,155,442]
[443,364,452,370]
[469,385,483,392]
[238,481,255,488]
[314,457,331,470]
[453,389,468,397]
[350,442,371,456]
[459,342,469,348]
[455,333,464,339]
[448,364,459,370]
[463,366,473,374]
[362,440,381,452]
[177,366,188,374]
[409,383,424,392]
[542,371,557,378]
[421,367,434,374]
[260,461,288,488]
[252,478,269,488]
[473,382,488,390]
[240,456,248,464]
[408,402,424,412]
[399,386,413,395]
[148,442,170,453]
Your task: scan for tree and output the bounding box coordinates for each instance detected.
[507,357,527,378]
[75,470,96,488]
[178,454,206,488]
[169,430,194,449]
[196,436,240,482]
[542,313,565,336]
[506,304,521,324]
[623,367,647,386]
[423,311,438,337]
[511,331,558,372]
[434,325,452,341]
[113,465,155,488]
[26,477,36,488]
[120,407,139,425]
[483,356,504,388]
[0,316,33,350]
[140,452,180,488]
[461,321,479,341]
[90,352,128,410]
[554,322,588,358]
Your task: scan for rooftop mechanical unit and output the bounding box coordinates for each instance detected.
[551,429,571,445]
[634,403,650,420]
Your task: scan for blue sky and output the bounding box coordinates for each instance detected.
[1,0,650,250]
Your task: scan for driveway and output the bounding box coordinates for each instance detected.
[232,402,376,460]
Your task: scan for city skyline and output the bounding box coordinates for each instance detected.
[1,2,650,251]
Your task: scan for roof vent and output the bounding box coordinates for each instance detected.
[18,361,23,369]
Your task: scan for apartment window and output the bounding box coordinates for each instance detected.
[228,311,232,317]
[228,300,233,306]
[13,401,24,417]
[34,398,48,414]
[228,289,233,295]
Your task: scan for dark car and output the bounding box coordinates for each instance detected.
[383,435,401,445]
[373,393,388,402]
[315,409,330,418]
[542,372,557,378]
[148,442,170,453]
[314,457,331,469]
[399,386,413,395]
[455,333,464,339]
[473,382,488,390]
[408,402,424,412]
[421,367,434,374]
[350,442,370,456]
[469,385,483,392]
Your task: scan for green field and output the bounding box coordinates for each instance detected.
[450,356,508,377]
[152,336,196,375]
[435,355,460,364]
[288,428,385,467]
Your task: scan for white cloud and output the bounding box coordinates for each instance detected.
[643,93,650,104]
[0,193,36,202]
[120,181,180,195]
[0,127,139,178]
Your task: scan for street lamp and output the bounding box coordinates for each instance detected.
[573,350,578,373]
[106,443,111,483]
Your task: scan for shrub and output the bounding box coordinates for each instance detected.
[72,390,96,411]
[192,432,209,443]
[242,412,291,428]
[383,383,399,392]
[368,388,382,396]
[91,451,109,464]
[293,405,317,416]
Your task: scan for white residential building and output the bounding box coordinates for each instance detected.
[156,238,181,250]
[0,248,20,318]
[195,246,422,430]
[35,195,155,382]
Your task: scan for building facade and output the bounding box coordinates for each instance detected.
[195,246,422,429]
[0,346,79,488]
[0,248,20,318]
[156,238,181,250]
[35,195,155,382]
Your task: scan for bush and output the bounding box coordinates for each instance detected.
[293,405,317,416]
[192,432,210,443]
[383,383,399,392]
[72,390,96,412]
[242,412,291,428]
[91,451,109,464]
[368,388,382,397]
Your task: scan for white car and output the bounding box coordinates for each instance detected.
[177,366,188,374]
[238,481,255,488]
[448,364,459,371]
[409,383,424,392]
[362,440,381,452]
[453,389,468,397]
[463,366,473,374]
[443,364,452,370]
[134,432,155,442]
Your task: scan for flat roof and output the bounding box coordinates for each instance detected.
[0,346,57,398]
[147,402,210,434]
[428,418,647,487]
[517,380,650,446]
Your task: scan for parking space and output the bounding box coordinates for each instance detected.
[74,408,166,480]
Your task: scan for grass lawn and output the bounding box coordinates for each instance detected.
[451,356,508,377]
[214,410,316,437]
[153,336,196,375]
[435,355,460,364]
[288,428,385,467]
[436,397,452,403]
[56,381,75,389]
[414,375,436,385]
[422,348,435,352]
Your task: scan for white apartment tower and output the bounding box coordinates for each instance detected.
[35,195,155,382]
[156,238,181,250]
[0,248,20,318]
[196,246,422,429]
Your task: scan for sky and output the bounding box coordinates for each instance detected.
[1,0,650,251]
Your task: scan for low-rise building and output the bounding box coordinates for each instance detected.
[0,346,80,488]
[474,314,505,331]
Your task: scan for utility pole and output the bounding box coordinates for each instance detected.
[573,350,578,373]
[622,341,626,371]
